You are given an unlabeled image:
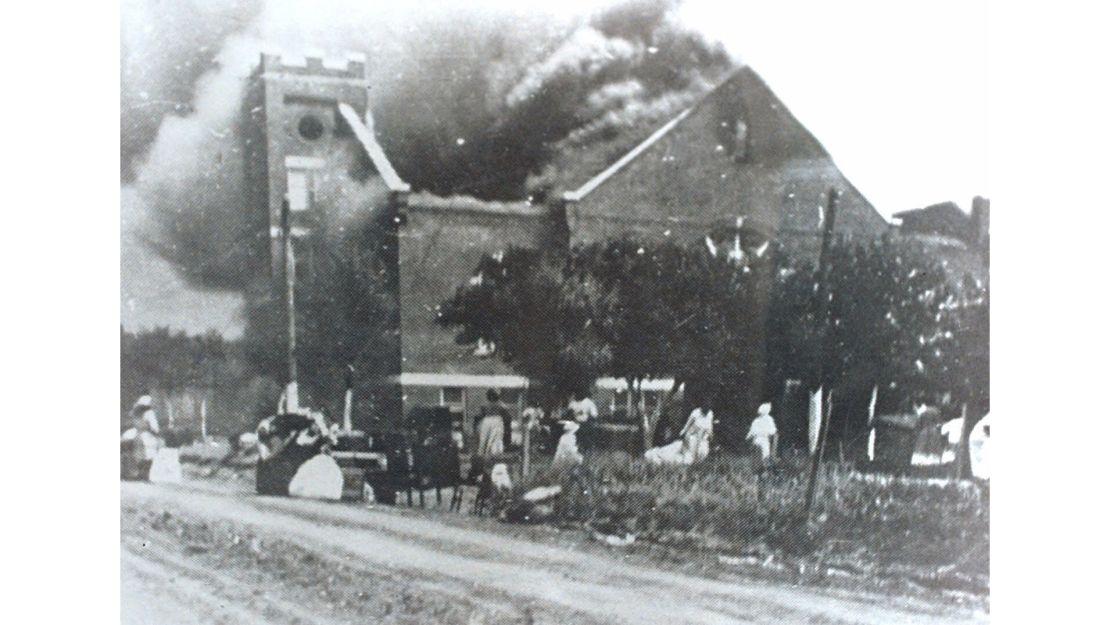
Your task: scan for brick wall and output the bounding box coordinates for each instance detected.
[565,68,887,259]
[398,197,550,377]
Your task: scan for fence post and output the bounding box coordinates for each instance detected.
[803,188,839,521]
[522,422,531,480]
[954,403,970,480]
[804,389,834,517]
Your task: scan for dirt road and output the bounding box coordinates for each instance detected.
[121,480,987,625]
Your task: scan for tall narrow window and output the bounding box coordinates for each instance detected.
[284,156,324,215]
[715,105,750,161]
[732,119,749,161]
[287,168,313,212]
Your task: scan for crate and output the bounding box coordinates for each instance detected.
[339,465,366,501]
[332,450,387,502]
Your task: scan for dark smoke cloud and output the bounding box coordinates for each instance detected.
[123,0,734,292]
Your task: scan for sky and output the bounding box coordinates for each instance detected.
[119,0,989,339]
[676,0,989,214]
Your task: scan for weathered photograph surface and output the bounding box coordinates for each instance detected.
[120,1,989,623]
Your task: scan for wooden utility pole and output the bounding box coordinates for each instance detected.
[522,424,531,479]
[284,203,299,413]
[804,188,839,519]
[342,365,355,432]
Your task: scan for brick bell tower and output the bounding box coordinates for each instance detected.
[241,51,371,281]
[241,51,405,423]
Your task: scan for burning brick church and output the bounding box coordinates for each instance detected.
[241,52,887,434]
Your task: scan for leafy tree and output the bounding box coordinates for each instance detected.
[438,233,988,455]
[438,237,777,449]
[580,237,778,448]
[437,247,609,408]
[765,237,987,455]
[120,326,193,400]
[945,281,989,416]
[120,327,234,431]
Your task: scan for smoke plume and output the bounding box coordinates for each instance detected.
[122,0,734,293]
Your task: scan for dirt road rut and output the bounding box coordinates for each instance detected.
[121,481,987,625]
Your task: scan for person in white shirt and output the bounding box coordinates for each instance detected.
[644,400,714,465]
[121,395,162,479]
[568,392,598,424]
[132,395,160,435]
[746,403,778,462]
[679,404,714,463]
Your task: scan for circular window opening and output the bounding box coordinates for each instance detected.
[297,115,325,141]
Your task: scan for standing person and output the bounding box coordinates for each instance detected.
[679,401,714,463]
[968,413,990,481]
[475,390,508,460]
[567,390,598,452]
[568,390,598,424]
[520,405,543,476]
[747,402,779,463]
[127,395,162,478]
[521,406,544,433]
[553,421,584,466]
[131,395,160,435]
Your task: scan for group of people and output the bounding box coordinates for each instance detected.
[125,386,782,484]
[644,401,779,466]
[470,387,782,471]
[471,390,597,462]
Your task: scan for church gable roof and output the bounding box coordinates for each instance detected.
[559,66,887,239]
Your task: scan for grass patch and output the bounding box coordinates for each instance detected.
[518,451,989,586]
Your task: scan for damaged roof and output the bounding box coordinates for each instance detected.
[337,102,411,194]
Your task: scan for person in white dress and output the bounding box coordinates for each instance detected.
[968,413,990,480]
[645,402,714,465]
[746,403,778,462]
[128,395,161,459]
[553,421,583,466]
[679,404,714,463]
[475,390,509,459]
[121,395,163,480]
[131,395,160,435]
